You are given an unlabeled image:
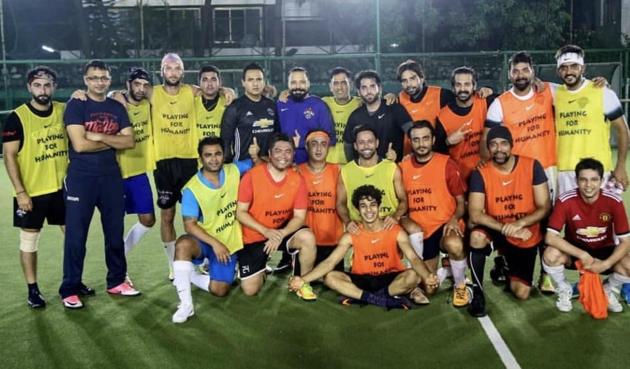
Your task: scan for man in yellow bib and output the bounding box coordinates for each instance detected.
[151,53,199,280]
[554,44,628,195]
[2,67,68,308]
[194,65,227,139]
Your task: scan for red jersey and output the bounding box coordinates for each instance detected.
[238,164,308,244]
[548,189,630,250]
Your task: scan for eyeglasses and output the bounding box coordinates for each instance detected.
[85,76,111,82]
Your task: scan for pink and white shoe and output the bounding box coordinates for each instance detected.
[62,295,84,309]
[107,282,141,296]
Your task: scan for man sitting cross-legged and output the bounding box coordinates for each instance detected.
[289,185,438,309]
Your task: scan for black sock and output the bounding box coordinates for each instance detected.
[469,250,486,290]
[27,283,39,294]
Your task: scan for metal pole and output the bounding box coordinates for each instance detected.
[375,0,380,73]
[139,0,145,54]
[0,0,9,110]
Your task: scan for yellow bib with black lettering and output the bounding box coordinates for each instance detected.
[195,95,226,140]
[323,96,361,164]
[117,99,155,178]
[183,164,243,254]
[555,81,610,171]
[151,84,198,160]
[341,160,398,221]
[14,102,68,196]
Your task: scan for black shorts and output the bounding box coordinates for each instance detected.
[13,190,65,229]
[316,245,344,272]
[237,227,305,279]
[349,272,401,292]
[423,225,446,260]
[568,246,616,274]
[153,158,198,209]
[473,226,538,285]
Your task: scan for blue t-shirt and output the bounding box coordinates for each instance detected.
[64,97,130,176]
[181,161,252,220]
[277,95,335,164]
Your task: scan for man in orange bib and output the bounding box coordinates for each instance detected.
[289,185,438,309]
[236,133,318,300]
[399,121,469,307]
[468,126,551,317]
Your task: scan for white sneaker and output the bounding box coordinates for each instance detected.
[172,304,194,324]
[605,285,623,313]
[555,285,573,312]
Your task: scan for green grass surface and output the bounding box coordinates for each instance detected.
[2,163,630,369]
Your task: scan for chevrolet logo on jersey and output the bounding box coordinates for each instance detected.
[576,226,607,238]
[253,119,274,128]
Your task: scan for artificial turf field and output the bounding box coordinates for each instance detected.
[2,162,630,369]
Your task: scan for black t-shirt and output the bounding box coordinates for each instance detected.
[343,100,412,161]
[220,95,279,163]
[2,103,55,150]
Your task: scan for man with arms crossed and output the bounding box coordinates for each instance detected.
[290,185,438,309]
[3,66,68,308]
[543,158,630,312]
[467,126,550,317]
[60,60,139,309]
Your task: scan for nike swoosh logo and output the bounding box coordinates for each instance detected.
[502,180,513,186]
[274,193,284,199]
[371,238,380,244]
[568,99,577,104]
[169,101,177,105]
[366,174,374,178]
[312,180,322,185]
[132,111,140,115]
[412,174,421,180]
[377,114,385,119]
[281,108,289,112]
[220,193,226,198]
[411,109,418,114]
[525,104,535,111]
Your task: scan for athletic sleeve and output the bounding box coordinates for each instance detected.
[433,119,449,154]
[440,88,455,107]
[393,103,413,132]
[319,102,337,144]
[220,103,239,163]
[1,112,23,145]
[115,102,131,130]
[445,158,466,196]
[238,170,254,203]
[63,98,85,126]
[546,198,567,234]
[181,188,201,219]
[602,87,625,121]
[293,176,308,210]
[343,111,360,144]
[485,98,503,128]
[468,169,485,193]
[485,93,499,107]
[532,159,547,185]
[612,199,630,238]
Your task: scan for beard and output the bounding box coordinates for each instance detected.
[513,78,531,91]
[290,88,308,101]
[456,90,472,103]
[33,94,51,105]
[164,77,181,87]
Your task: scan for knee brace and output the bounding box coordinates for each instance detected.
[20,230,41,253]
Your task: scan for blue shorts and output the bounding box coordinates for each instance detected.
[192,238,238,283]
[123,174,155,215]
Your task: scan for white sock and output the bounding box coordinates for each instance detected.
[542,261,570,291]
[190,271,210,292]
[409,232,424,259]
[124,222,151,256]
[173,261,193,307]
[607,272,630,291]
[163,241,176,268]
[450,258,467,286]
